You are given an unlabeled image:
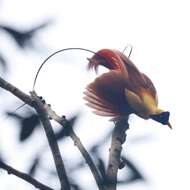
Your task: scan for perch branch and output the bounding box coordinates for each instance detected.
[0,160,53,190]
[30,91,71,190]
[43,103,106,190]
[106,118,129,190]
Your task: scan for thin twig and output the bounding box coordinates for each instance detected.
[43,103,106,190]
[106,118,129,190]
[30,91,71,190]
[0,160,53,190]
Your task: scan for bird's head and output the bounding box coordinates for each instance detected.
[149,110,172,129]
[125,89,172,129]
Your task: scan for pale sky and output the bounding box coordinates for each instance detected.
[0,0,190,189]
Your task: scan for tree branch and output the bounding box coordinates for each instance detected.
[0,77,33,106]
[0,160,53,190]
[43,103,106,190]
[106,118,129,190]
[30,91,71,190]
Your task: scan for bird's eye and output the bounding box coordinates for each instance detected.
[150,111,170,125]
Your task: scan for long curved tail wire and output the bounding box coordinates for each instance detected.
[0,48,97,125]
[32,48,97,90]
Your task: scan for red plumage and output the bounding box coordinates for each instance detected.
[84,49,157,118]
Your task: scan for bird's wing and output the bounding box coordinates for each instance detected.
[84,70,132,117]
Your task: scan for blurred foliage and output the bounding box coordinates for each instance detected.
[28,156,41,177]
[119,156,145,184]
[55,114,79,141]
[70,183,82,190]
[0,52,7,73]
[0,20,52,49]
[0,20,52,76]
[7,111,40,142]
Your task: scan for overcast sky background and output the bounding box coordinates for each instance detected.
[0,0,190,189]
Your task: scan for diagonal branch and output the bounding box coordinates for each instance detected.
[0,160,53,190]
[30,91,71,190]
[43,103,106,190]
[0,77,33,106]
[106,118,129,190]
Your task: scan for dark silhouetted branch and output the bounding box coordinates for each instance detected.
[106,118,129,190]
[0,160,53,190]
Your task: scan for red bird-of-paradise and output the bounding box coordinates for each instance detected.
[84,49,172,129]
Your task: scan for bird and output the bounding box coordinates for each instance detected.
[83,48,172,129]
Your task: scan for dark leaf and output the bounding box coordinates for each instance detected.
[90,144,99,155]
[0,20,52,49]
[6,112,24,121]
[69,161,86,173]
[20,114,40,141]
[28,156,40,177]
[97,158,106,182]
[55,114,79,141]
[66,113,79,130]
[0,154,4,163]
[7,112,40,141]
[119,156,145,184]
[0,53,8,72]
[71,183,82,190]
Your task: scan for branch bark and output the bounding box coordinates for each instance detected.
[0,160,53,190]
[106,118,129,190]
[0,77,33,106]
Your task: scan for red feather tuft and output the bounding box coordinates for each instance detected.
[87,49,128,75]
